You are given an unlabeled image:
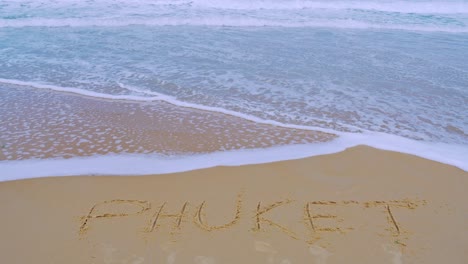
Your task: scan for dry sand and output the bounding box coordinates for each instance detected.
[0,146,467,264]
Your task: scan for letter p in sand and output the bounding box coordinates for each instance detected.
[79,199,151,234]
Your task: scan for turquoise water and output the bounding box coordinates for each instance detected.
[0,0,467,168]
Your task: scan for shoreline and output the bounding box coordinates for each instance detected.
[1,84,467,178]
[1,142,468,182]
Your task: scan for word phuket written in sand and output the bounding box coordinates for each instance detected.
[79,195,426,244]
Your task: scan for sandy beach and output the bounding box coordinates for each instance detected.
[1,146,467,264]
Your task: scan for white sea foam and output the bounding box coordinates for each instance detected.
[191,0,468,14]
[2,0,468,14]
[1,17,467,33]
[118,83,358,134]
[0,132,466,181]
[1,0,468,32]
[0,78,160,101]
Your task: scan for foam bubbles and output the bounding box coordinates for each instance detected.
[1,0,468,31]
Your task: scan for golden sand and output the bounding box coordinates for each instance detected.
[1,146,467,264]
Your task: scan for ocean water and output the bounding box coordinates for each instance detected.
[0,0,467,178]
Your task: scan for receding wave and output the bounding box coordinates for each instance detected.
[2,0,468,14]
[1,17,467,33]
[0,78,345,135]
[193,0,468,14]
[2,0,468,32]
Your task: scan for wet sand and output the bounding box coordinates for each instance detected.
[0,84,334,160]
[1,146,467,264]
